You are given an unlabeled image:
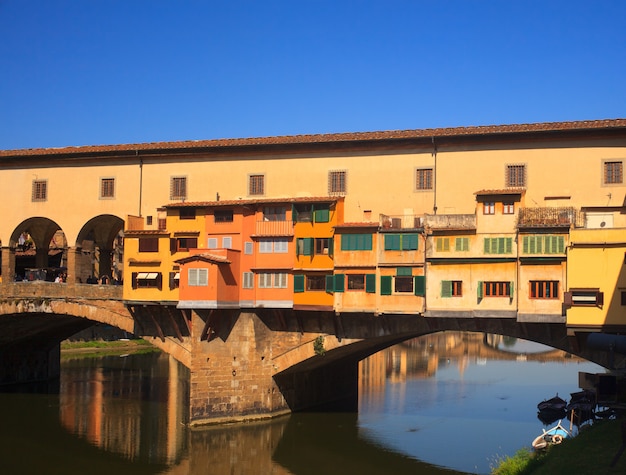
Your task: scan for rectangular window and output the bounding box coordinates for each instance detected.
[275,273,288,288]
[604,161,623,184]
[249,174,265,196]
[385,233,419,251]
[274,238,288,253]
[263,207,286,221]
[315,238,330,255]
[296,237,314,256]
[258,273,273,289]
[100,178,115,198]
[242,272,254,289]
[506,164,526,187]
[170,176,187,200]
[146,216,153,226]
[32,180,47,202]
[222,236,232,249]
[347,274,365,290]
[138,237,159,252]
[483,281,512,297]
[135,272,161,288]
[293,204,313,222]
[503,202,515,214]
[530,281,559,299]
[416,168,433,190]
[176,237,197,251]
[260,238,289,253]
[214,210,234,222]
[188,268,208,286]
[179,208,196,220]
[259,239,273,253]
[441,280,463,297]
[455,237,469,252]
[484,237,513,254]
[436,237,450,252]
[394,276,414,293]
[341,234,373,251]
[483,202,495,215]
[207,237,218,249]
[565,288,603,307]
[522,235,565,254]
[158,218,167,230]
[244,242,253,255]
[306,275,326,291]
[329,170,347,195]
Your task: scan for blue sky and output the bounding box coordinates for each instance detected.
[1,1,624,150]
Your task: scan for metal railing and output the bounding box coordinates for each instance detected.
[517,207,584,228]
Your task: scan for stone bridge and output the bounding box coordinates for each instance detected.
[0,283,617,425]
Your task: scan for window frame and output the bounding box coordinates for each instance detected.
[100,177,115,199]
[248,174,265,196]
[347,274,366,290]
[503,202,515,214]
[603,160,623,185]
[306,275,326,291]
[170,176,187,201]
[188,268,208,287]
[328,170,347,195]
[529,280,559,299]
[483,202,495,215]
[138,237,159,252]
[506,164,526,188]
[179,208,196,220]
[214,209,234,222]
[415,167,433,191]
[32,179,48,202]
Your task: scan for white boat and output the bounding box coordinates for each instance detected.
[531,420,571,450]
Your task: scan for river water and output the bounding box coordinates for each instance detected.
[0,332,604,475]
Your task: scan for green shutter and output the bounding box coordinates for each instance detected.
[340,234,350,251]
[505,237,512,254]
[294,275,305,293]
[477,281,483,299]
[334,274,345,292]
[414,275,425,296]
[397,267,412,276]
[484,238,490,254]
[385,234,400,250]
[329,237,334,257]
[523,236,529,254]
[557,235,565,253]
[365,274,376,293]
[303,238,313,256]
[403,233,418,250]
[509,282,514,299]
[291,204,298,222]
[364,233,373,250]
[325,275,335,293]
[314,207,329,223]
[455,237,467,252]
[441,280,452,298]
[380,276,392,295]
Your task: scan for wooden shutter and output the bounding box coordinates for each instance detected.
[325,275,334,293]
[314,207,330,223]
[132,272,138,289]
[414,275,425,296]
[403,234,418,250]
[294,275,305,293]
[484,238,491,254]
[509,282,514,299]
[156,273,162,290]
[169,272,176,289]
[441,280,452,298]
[334,274,345,293]
[477,281,483,299]
[385,234,400,250]
[380,276,392,295]
[329,237,334,257]
[365,274,376,293]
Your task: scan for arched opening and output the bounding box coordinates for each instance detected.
[75,215,124,284]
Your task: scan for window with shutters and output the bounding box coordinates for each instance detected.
[415,168,433,190]
[604,160,623,185]
[522,235,565,254]
[441,280,463,297]
[328,170,347,195]
[503,202,514,214]
[384,233,418,251]
[484,237,513,254]
[207,237,218,249]
[135,272,161,288]
[222,236,232,249]
[395,276,414,293]
[530,281,559,299]
[170,176,187,200]
[176,237,197,251]
[506,164,526,187]
[32,179,47,202]
[258,273,273,289]
[249,174,265,196]
[179,208,195,220]
[306,275,326,291]
[188,268,208,286]
[139,237,159,252]
[341,233,373,251]
[436,237,450,252]
[296,238,314,256]
[347,274,365,290]
[315,238,330,255]
[483,202,495,215]
[100,178,115,199]
[564,288,604,307]
[455,237,469,252]
[480,281,512,297]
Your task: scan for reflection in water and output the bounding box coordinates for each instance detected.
[0,332,604,475]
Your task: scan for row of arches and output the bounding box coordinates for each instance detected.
[1,214,125,285]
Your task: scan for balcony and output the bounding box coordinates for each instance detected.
[423,214,476,231]
[380,214,422,230]
[517,207,584,229]
[254,220,294,236]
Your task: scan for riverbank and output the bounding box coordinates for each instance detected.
[492,418,626,474]
[60,339,158,357]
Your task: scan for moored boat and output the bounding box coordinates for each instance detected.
[537,394,567,412]
[531,420,571,450]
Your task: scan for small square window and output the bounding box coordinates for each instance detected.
[328,170,347,195]
[503,202,515,214]
[604,161,623,184]
[214,210,234,222]
[483,202,495,215]
[32,180,47,202]
[506,164,526,187]
[146,216,153,226]
[249,174,265,196]
[416,168,433,190]
[100,178,115,198]
[171,176,187,200]
[180,208,196,220]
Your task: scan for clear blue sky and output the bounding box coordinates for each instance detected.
[1,0,624,150]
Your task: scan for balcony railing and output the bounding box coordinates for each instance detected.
[254,220,294,236]
[380,214,422,230]
[517,207,584,228]
[423,214,476,231]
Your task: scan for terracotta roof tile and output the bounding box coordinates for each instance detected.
[2,118,625,158]
[165,196,341,208]
[474,188,526,195]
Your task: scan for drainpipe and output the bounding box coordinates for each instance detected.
[432,137,437,215]
[137,150,143,217]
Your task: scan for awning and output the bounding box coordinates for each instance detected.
[137,272,159,280]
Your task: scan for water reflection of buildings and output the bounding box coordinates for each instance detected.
[59,352,189,464]
[359,331,582,407]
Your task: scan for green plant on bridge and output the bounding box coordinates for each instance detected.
[313,335,326,356]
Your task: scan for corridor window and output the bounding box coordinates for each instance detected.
[506,164,526,187]
[416,168,433,190]
[263,206,286,221]
[100,178,115,199]
[179,208,196,220]
[604,160,623,184]
[170,176,187,201]
[530,281,559,299]
[32,179,47,202]
[435,237,450,252]
[328,170,347,195]
[480,281,512,298]
[249,174,265,196]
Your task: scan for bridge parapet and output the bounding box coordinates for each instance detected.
[0,282,123,300]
